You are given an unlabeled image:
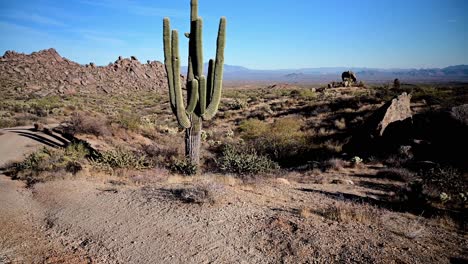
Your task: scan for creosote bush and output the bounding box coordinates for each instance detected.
[93,147,150,170]
[10,142,90,185]
[238,117,309,167]
[66,112,110,137]
[114,112,141,131]
[315,201,381,224]
[172,182,224,205]
[170,158,198,175]
[216,144,279,176]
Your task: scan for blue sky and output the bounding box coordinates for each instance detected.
[0,0,466,69]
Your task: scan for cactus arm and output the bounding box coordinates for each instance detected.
[202,17,226,120]
[191,0,198,21]
[186,79,199,114]
[171,30,191,128]
[163,18,176,113]
[198,75,207,115]
[194,18,203,77]
[206,59,215,102]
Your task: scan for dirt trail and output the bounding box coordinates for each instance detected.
[0,127,466,263]
[0,125,67,168]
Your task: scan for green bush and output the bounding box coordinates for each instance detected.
[170,158,198,175]
[238,117,309,166]
[227,98,248,110]
[115,112,141,131]
[11,142,90,185]
[216,144,279,176]
[94,147,149,169]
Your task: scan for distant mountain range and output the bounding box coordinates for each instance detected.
[184,64,468,83]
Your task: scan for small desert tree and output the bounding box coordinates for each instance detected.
[163,0,226,167]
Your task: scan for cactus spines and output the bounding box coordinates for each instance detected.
[162,0,226,166]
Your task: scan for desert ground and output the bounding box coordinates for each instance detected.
[0,70,467,263]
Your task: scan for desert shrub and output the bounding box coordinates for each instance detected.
[66,112,110,137]
[422,167,466,199]
[10,143,90,185]
[322,158,347,171]
[377,168,415,182]
[298,89,317,100]
[28,96,63,116]
[238,117,309,167]
[350,156,363,165]
[451,104,468,126]
[94,147,149,170]
[315,201,381,224]
[0,118,17,128]
[333,118,346,130]
[170,158,198,175]
[141,143,178,167]
[115,112,141,131]
[226,98,248,110]
[216,144,279,176]
[172,183,224,204]
[248,104,274,120]
[397,166,467,210]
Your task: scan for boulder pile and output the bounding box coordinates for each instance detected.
[0,48,178,95]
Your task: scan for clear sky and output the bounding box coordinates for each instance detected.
[0,0,466,69]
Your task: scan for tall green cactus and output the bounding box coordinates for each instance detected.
[163,0,226,166]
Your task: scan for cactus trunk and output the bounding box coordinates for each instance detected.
[186,115,202,164]
[162,0,226,168]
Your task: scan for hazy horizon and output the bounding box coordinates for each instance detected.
[1,0,467,69]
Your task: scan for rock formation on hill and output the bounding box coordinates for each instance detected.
[0,48,175,95]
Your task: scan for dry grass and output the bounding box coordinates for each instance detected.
[376,168,415,182]
[323,158,347,171]
[298,207,312,218]
[66,112,110,137]
[334,118,347,130]
[171,182,226,205]
[315,201,381,225]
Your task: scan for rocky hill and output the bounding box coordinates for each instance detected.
[0,48,171,96]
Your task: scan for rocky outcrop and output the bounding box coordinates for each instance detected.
[327,71,360,88]
[344,93,413,155]
[345,94,468,168]
[0,48,179,95]
[377,93,412,136]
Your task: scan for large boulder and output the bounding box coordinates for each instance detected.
[377,93,412,136]
[344,93,413,156]
[341,71,357,83]
[345,97,468,169]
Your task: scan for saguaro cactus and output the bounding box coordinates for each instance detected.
[163,0,226,166]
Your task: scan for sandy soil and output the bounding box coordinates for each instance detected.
[0,126,466,263]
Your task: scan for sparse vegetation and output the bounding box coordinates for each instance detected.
[170,158,198,175]
[238,117,310,167]
[93,147,150,170]
[8,142,90,185]
[315,201,381,225]
[66,112,110,137]
[216,144,279,176]
[172,182,224,204]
